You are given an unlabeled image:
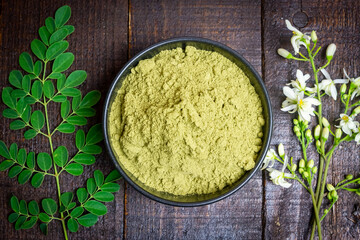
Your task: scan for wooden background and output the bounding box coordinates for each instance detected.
[0,0,360,239]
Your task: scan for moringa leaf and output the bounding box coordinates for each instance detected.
[48,72,63,79]
[94,170,104,187]
[28,200,40,215]
[75,108,96,117]
[17,148,27,165]
[11,89,27,99]
[19,52,34,73]
[62,25,75,35]
[8,165,22,178]
[31,110,45,130]
[16,97,27,114]
[86,124,104,145]
[67,115,87,126]
[0,160,15,171]
[42,198,57,215]
[72,95,81,111]
[84,200,107,216]
[93,192,114,202]
[79,90,101,108]
[65,163,83,176]
[45,17,56,34]
[8,212,19,223]
[75,130,85,150]
[73,154,95,165]
[10,120,26,130]
[31,80,43,100]
[61,88,81,97]
[60,192,73,207]
[39,26,51,46]
[9,143,18,160]
[39,213,51,223]
[15,215,26,230]
[46,41,69,60]
[77,214,98,227]
[21,216,38,229]
[82,145,102,155]
[0,141,11,159]
[2,87,16,109]
[49,28,68,45]
[55,5,71,28]
[21,105,31,123]
[86,178,96,195]
[101,183,121,193]
[67,218,79,232]
[31,173,44,188]
[76,188,88,203]
[40,223,48,235]
[57,123,75,133]
[19,200,28,215]
[37,152,52,171]
[53,146,68,167]
[24,129,38,140]
[3,108,19,119]
[65,70,87,88]
[26,151,35,169]
[104,170,122,183]
[70,207,84,218]
[10,195,20,212]
[22,75,31,93]
[52,52,74,72]
[31,39,47,60]
[18,169,32,184]
[9,70,23,89]
[34,61,43,76]
[53,95,67,102]
[61,100,70,119]
[43,81,55,98]
[24,96,37,105]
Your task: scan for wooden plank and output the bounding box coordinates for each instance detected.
[0,0,128,239]
[126,0,263,239]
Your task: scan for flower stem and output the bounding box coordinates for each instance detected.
[309,182,322,240]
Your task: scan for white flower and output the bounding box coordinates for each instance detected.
[343,69,360,100]
[266,156,293,188]
[287,69,313,93]
[336,114,359,136]
[354,131,360,144]
[261,149,278,170]
[285,19,310,54]
[281,87,320,122]
[326,43,336,61]
[318,69,348,100]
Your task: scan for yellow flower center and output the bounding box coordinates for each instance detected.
[298,99,304,108]
[342,115,349,122]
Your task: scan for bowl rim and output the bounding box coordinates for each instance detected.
[102,37,273,207]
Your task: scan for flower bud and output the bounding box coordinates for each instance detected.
[307,159,315,168]
[346,174,354,180]
[335,128,342,140]
[314,125,321,140]
[303,172,309,178]
[311,30,317,42]
[293,119,299,125]
[324,209,329,215]
[327,193,333,201]
[303,120,309,128]
[316,140,321,149]
[343,94,348,100]
[326,43,336,61]
[340,84,347,94]
[278,143,285,158]
[326,183,335,192]
[291,164,297,172]
[322,117,330,128]
[299,159,305,168]
[312,166,318,174]
[277,48,292,59]
[322,127,329,141]
[305,129,312,140]
[299,168,304,174]
[331,190,338,199]
[353,106,360,115]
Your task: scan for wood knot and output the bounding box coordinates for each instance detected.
[293,11,309,28]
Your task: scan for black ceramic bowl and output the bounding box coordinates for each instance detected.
[103,37,272,207]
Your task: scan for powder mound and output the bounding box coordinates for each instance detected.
[109,46,264,196]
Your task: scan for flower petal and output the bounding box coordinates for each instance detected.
[320,69,331,80]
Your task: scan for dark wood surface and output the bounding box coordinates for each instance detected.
[0,0,359,239]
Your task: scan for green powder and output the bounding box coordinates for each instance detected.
[109,46,264,196]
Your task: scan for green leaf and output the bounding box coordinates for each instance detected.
[21,216,38,229]
[52,52,74,72]
[61,88,81,97]
[21,105,31,122]
[17,148,27,165]
[65,163,83,176]
[54,146,68,167]
[57,123,75,133]
[19,52,34,73]
[34,61,43,76]
[76,188,88,203]
[49,28,68,45]
[37,152,52,171]
[24,96,37,105]
[86,124,104,145]
[31,39,47,60]
[43,81,55,98]
[31,80,43,99]
[65,70,87,88]
[2,87,16,109]
[105,170,122,183]
[3,108,19,119]
[16,97,27,114]
[101,183,121,193]
[45,17,56,34]
[93,192,114,202]
[26,152,35,169]
[8,165,22,178]
[56,74,66,89]
[61,100,70,119]
[39,213,51,223]
[9,143,18,159]
[75,108,96,117]
[8,213,19,223]
[87,178,96,195]
[82,145,102,154]
[48,72,63,79]
[42,198,57,215]
[31,173,44,188]
[75,130,85,150]
[63,25,75,34]
[77,214,98,227]
[0,160,15,171]
[70,207,84,218]
[84,200,107,216]
[79,90,101,108]
[67,218,79,232]
[72,95,81,110]
[24,129,38,139]
[55,5,71,28]
[15,216,26,230]
[28,200,40,215]
[60,192,73,207]
[11,89,27,99]
[73,153,95,165]
[67,202,76,210]
[46,41,69,60]
[94,170,104,187]
[67,115,87,126]
[19,200,28,215]
[39,26,51,46]
[9,70,23,89]
[10,120,26,130]
[18,169,32,184]
[53,95,67,102]
[31,110,45,130]
[0,141,11,159]
[10,195,20,212]
[22,75,31,92]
